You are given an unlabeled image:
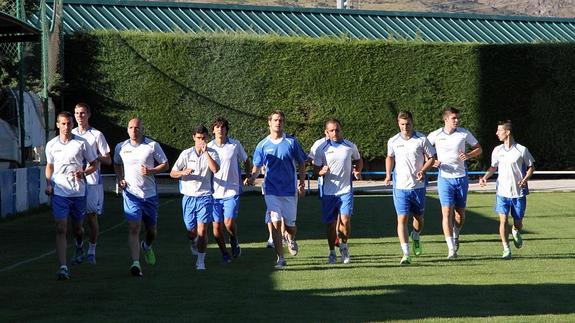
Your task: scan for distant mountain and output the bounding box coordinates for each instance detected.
[171,0,575,18]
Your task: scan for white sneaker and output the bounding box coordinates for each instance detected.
[274,258,287,269]
[339,246,350,264]
[265,238,274,248]
[288,240,299,256]
[196,261,206,270]
[447,249,458,260]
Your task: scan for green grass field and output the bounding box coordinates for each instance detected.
[1,191,574,322]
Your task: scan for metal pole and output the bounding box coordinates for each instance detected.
[16,0,26,166]
[41,0,50,144]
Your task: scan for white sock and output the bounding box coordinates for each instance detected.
[512,228,519,236]
[503,242,510,251]
[453,226,460,238]
[340,242,348,250]
[59,265,68,270]
[197,252,206,263]
[88,243,96,255]
[132,260,140,266]
[411,230,420,240]
[445,236,454,251]
[401,243,410,256]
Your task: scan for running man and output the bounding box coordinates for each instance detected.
[72,103,111,264]
[428,106,482,259]
[114,118,169,277]
[479,120,534,260]
[245,110,307,269]
[170,125,220,270]
[384,111,435,265]
[208,117,249,259]
[314,118,363,264]
[45,111,98,280]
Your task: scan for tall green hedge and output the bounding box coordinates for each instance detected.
[64,31,574,170]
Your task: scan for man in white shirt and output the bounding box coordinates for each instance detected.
[384,111,435,265]
[171,125,220,270]
[479,120,534,260]
[72,103,111,265]
[314,119,362,264]
[45,111,98,280]
[428,107,482,259]
[114,118,169,277]
[208,117,249,259]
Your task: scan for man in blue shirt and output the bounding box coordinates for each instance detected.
[245,110,307,269]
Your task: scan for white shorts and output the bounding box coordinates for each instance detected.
[86,184,104,215]
[264,195,298,227]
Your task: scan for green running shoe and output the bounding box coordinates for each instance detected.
[411,232,422,256]
[400,255,411,265]
[512,230,523,249]
[501,249,512,260]
[141,241,156,265]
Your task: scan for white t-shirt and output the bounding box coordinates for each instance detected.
[387,131,435,190]
[491,143,535,198]
[72,127,110,185]
[314,139,360,196]
[113,137,168,199]
[308,137,329,165]
[46,135,98,197]
[208,138,247,199]
[172,147,220,197]
[427,127,479,178]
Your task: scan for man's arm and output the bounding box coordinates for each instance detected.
[479,166,497,186]
[297,162,306,197]
[99,153,112,166]
[384,155,394,186]
[461,143,482,161]
[114,163,126,190]
[352,158,363,180]
[416,155,435,182]
[519,165,535,188]
[244,165,261,186]
[45,163,54,195]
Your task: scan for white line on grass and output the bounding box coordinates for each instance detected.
[0,199,176,273]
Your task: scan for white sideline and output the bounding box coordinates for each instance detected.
[0,199,175,273]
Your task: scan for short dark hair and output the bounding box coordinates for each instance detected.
[193,124,209,136]
[397,111,413,121]
[324,118,342,129]
[443,106,460,118]
[75,102,91,113]
[57,111,73,121]
[268,110,285,121]
[498,120,513,132]
[211,117,229,132]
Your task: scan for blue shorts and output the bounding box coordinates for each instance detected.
[393,187,426,217]
[52,195,86,221]
[321,192,353,224]
[213,195,240,222]
[123,191,159,225]
[182,195,213,231]
[495,195,526,221]
[437,176,468,208]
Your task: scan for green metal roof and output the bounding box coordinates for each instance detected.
[29,0,575,43]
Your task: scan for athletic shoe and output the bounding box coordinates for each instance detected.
[71,245,85,265]
[282,234,289,247]
[57,267,70,280]
[231,239,241,258]
[400,255,411,265]
[411,232,422,256]
[274,258,287,269]
[339,246,350,264]
[327,253,337,264]
[130,262,142,277]
[141,241,156,265]
[190,239,199,256]
[222,254,232,264]
[288,239,299,256]
[265,238,274,249]
[512,230,523,249]
[502,249,512,260]
[447,250,458,260]
[454,238,460,252]
[196,261,206,270]
[86,253,96,265]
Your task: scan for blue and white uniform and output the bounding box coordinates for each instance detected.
[46,135,97,220]
[428,127,479,208]
[387,132,435,216]
[114,137,168,224]
[72,127,110,215]
[208,138,247,221]
[253,133,306,226]
[491,143,535,219]
[314,139,361,223]
[172,147,220,230]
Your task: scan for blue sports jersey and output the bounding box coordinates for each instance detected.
[253,133,306,196]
